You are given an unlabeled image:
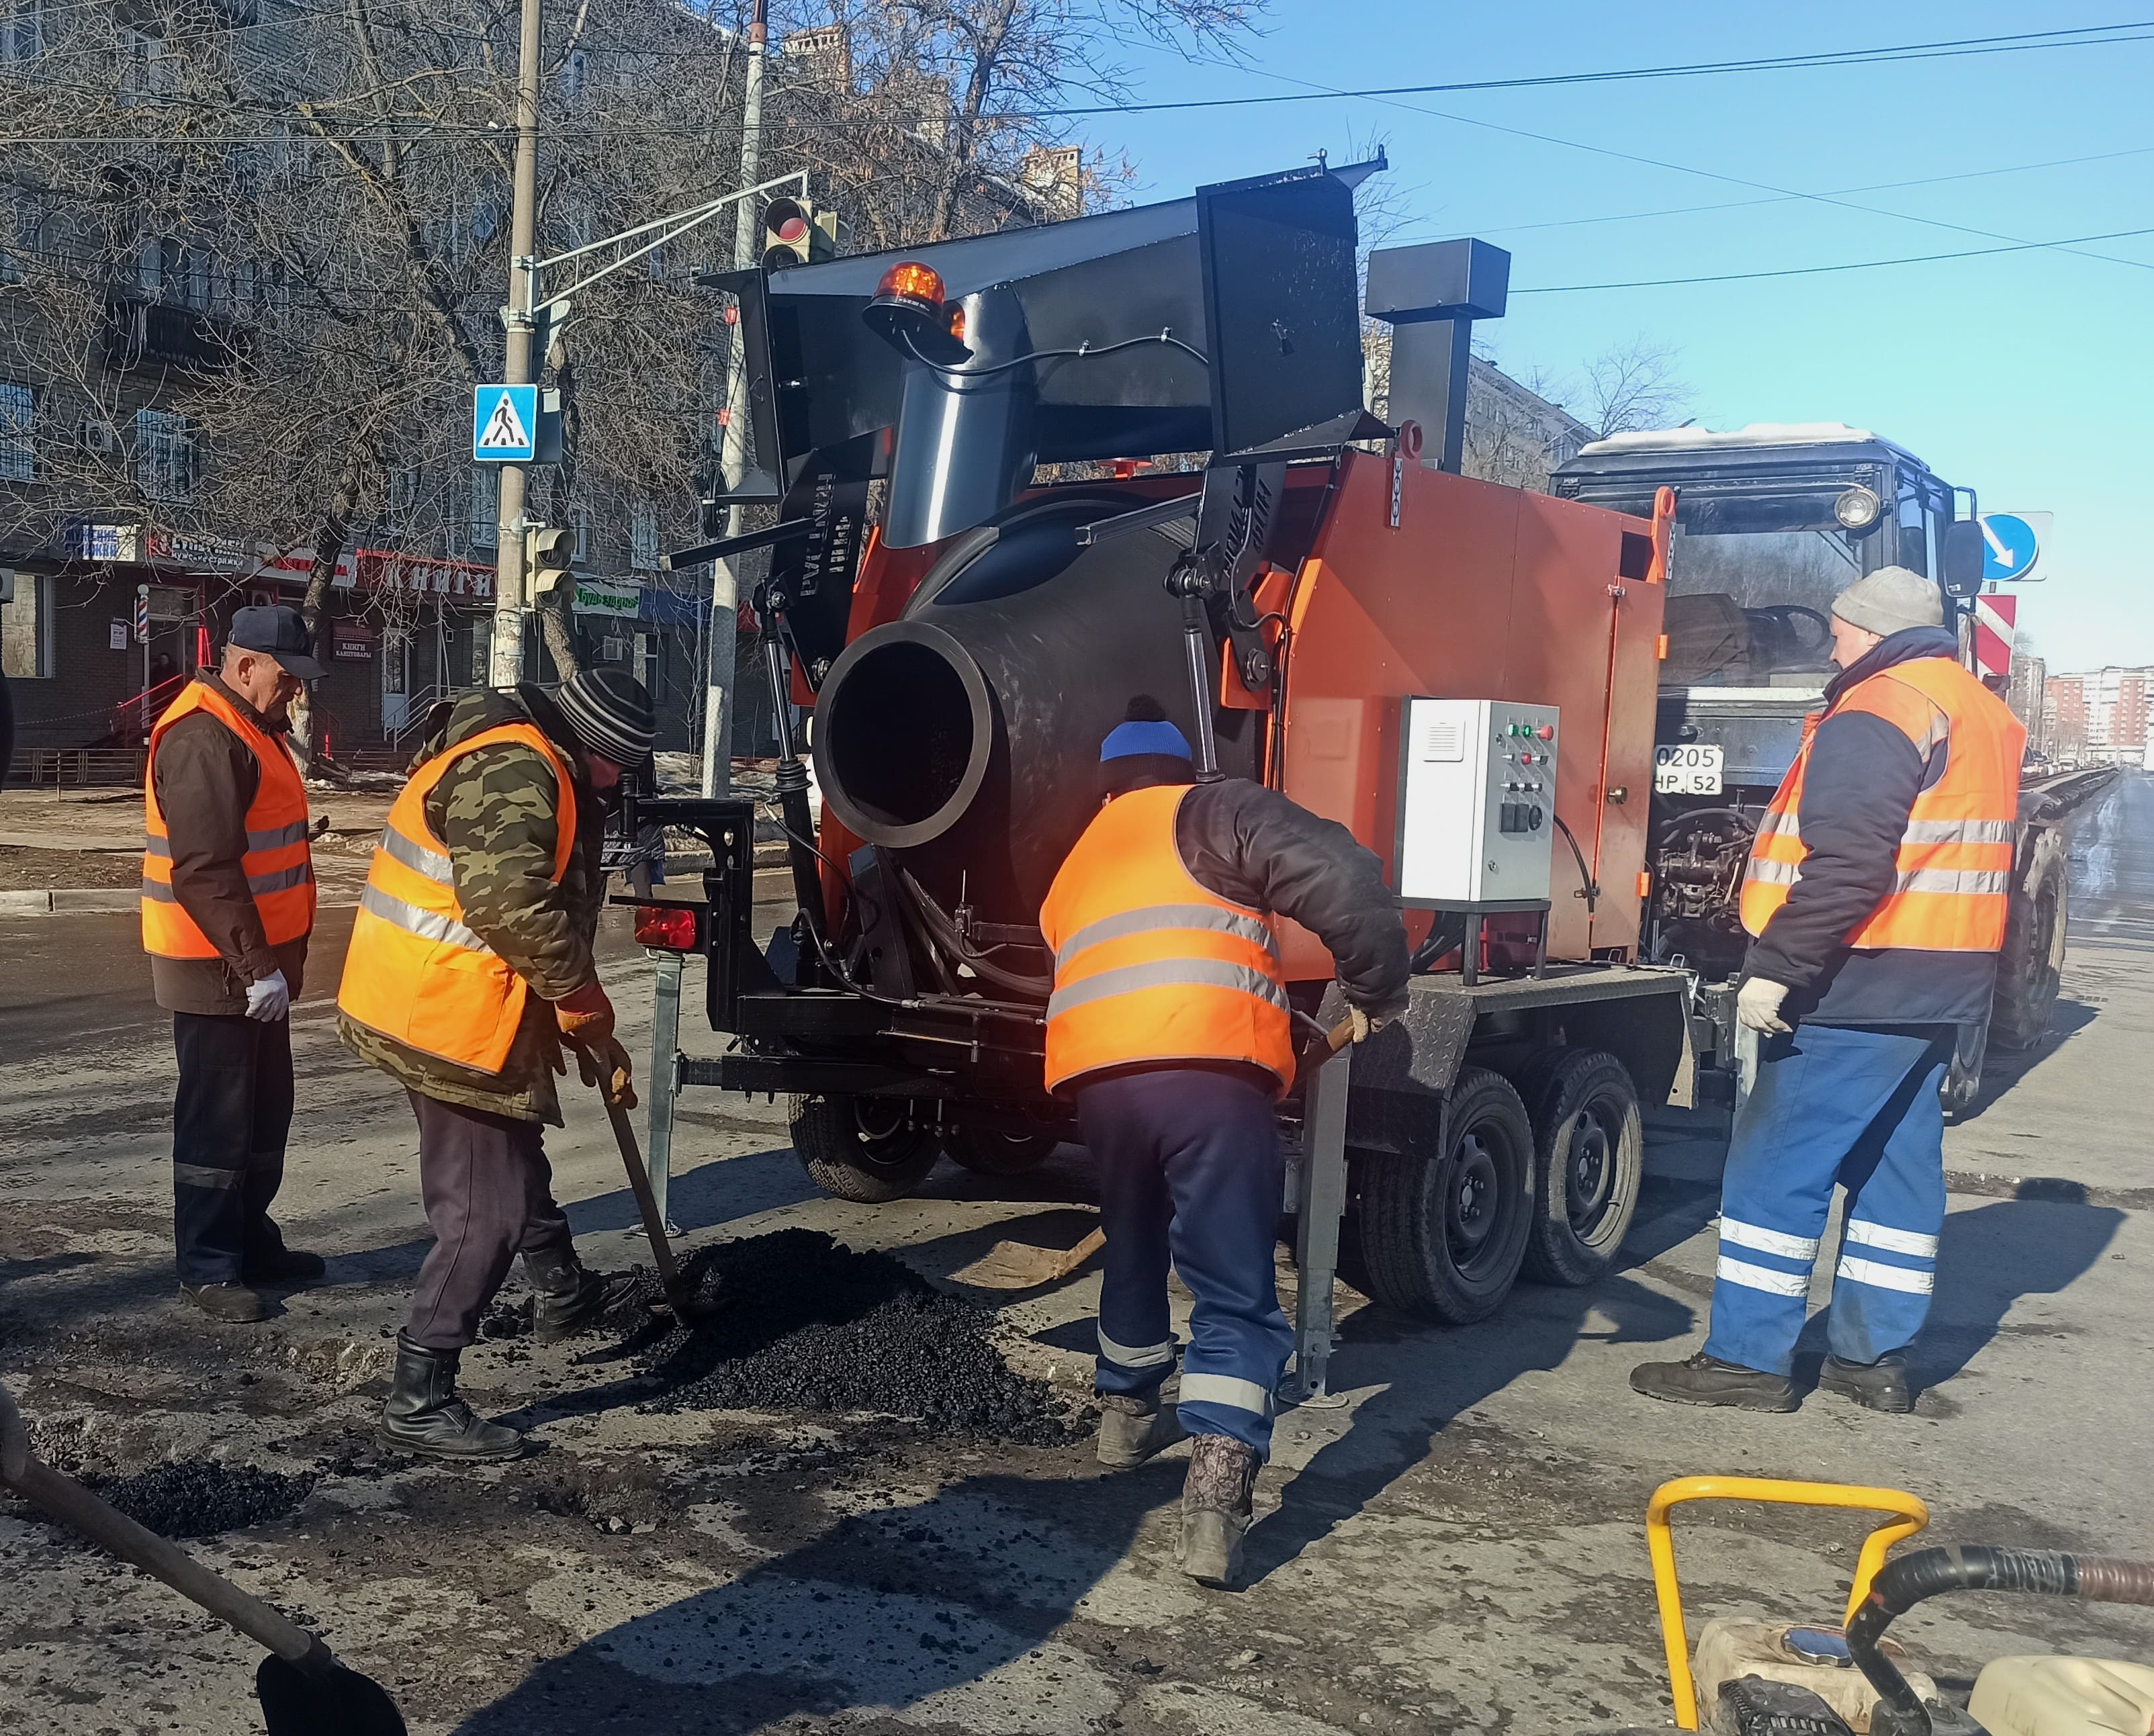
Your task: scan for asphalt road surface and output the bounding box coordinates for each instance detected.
[1,778,2149,1735]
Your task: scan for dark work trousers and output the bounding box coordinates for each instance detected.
[404,1089,577,1352]
[1075,1066,1292,1457]
[172,1011,295,1285]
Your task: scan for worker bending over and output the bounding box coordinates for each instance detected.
[1633,569,2022,1415]
[142,607,322,1322]
[338,670,653,1461]
[1039,700,1409,1586]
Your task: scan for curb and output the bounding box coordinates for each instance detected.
[0,888,142,913]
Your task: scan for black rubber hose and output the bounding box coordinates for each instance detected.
[1847,1547,2154,1736]
[1550,813,1601,913]
[895,865,1054,999]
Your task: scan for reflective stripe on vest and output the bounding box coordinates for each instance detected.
[140,681,316,959]
[334,721,578,1076]
[1037,784,1296,1097]
[1740,655,2026,952]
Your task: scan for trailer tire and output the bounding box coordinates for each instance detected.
[1520,1050,1644,1287]
[1347,1067,1533,1325]
[790,1094,940,1203]
[1990,825,2067,1051]
[944,1127,1058,1177]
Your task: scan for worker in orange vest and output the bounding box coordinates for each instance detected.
[338,668,652,1462]
[142,606,322,1322]
[1633,567,2024,1416]
[1039,699,1409,1588]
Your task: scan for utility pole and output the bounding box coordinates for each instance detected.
[700,0,766,795]
[489,0,545,689]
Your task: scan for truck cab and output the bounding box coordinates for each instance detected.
[1553,424,1979,982]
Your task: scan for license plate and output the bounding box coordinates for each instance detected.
[1655,743,1723,794]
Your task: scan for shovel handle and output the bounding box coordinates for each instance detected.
[604,1096,693,1316]
[0,1383,330,1675]
[1046,1225,1108,1281]
[1294,1015,1357,1089]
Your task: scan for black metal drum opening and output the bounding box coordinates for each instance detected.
[814,619,994,850]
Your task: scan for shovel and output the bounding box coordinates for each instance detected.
[601,1093,711,1323]
[0,1382,404,1736]
[955,1017,1359,1291]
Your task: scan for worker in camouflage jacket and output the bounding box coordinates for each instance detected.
[338,668,655,1461]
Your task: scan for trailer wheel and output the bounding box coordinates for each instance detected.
[1519,1050,1644,1287]
[944,1127,1058,1177]
[1349,1067,1533,1324]
[790,1094,940,1203]
[1990,825,2067,1051]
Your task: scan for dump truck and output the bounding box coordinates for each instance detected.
[626,158,1740,1367]
[1551,427,2069,1109]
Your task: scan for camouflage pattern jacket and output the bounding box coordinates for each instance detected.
[339,685,606,1124]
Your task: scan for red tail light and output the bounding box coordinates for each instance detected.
[634,904,702,952]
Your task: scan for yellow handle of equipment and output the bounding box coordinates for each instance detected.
[1647,1474,1930,1730]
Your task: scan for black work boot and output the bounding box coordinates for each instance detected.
[1096,1392,1190,1469]
[522,1246,638,1345]
[243,1231,326,1287]
[1179,1434,1260,1588]
[179,1281,265,1323]
[1820,1351,1915,1414]
[1630,1351,1798,1413]
[377,1333,524,1462]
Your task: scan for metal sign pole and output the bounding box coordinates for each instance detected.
[488,0,543,688]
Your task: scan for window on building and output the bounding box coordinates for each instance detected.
[134,408,197,502]
[564,48,588,106]
[629,500,660,571]
[183,246,212,311]
[467,467,497,549]
[1,0,44,64]
[570,502,591,563]
[1,570,55,679]
[120,25,172,103]
[0,381,34,481]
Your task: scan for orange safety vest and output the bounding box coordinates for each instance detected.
[1038,783,1296,1097]
[1741,655,2025,952]
[141,681,315,958]
[336,721,578,1075]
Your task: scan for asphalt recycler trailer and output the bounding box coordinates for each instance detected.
[630,158,1719,1380]
[1552,427,2072,1109]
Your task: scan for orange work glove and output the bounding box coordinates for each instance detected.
[554,978,617,1046]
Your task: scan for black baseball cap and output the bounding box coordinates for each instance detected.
[228,604,324,680]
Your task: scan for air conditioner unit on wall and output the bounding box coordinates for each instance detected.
[77,420,121,457]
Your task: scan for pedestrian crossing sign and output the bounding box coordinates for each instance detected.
[472,383,539,462]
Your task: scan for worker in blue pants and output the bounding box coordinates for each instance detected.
[1080,1068,1293,1452]
[1633,571,2023,1414]
[1697,1022,1953,1379]
[1038,698,1408,1585]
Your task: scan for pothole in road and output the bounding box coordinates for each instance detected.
[75,1459,318,1538]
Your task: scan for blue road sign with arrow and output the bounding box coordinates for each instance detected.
[1979,511,2049,583]
[472,383,539,463]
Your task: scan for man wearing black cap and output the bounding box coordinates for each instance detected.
[141,605,325,1322]
[338,666,654,1461]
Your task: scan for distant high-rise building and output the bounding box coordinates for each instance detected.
[2044,666,2153,764]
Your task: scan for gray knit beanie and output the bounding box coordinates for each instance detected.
[555,667,656,768]
[1831,566,1944,637]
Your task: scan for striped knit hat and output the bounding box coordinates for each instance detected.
[555,668,656,769]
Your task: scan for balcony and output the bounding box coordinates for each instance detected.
[103,291,249,375]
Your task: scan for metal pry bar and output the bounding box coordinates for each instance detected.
[1073,494,1200,547]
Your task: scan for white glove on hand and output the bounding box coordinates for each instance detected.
[1736,976,1791,1035]
[244,969,291,1023]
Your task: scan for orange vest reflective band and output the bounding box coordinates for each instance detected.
[336,722,578,1075]
[141,681,316,958]
[1038,784,1296,1097]
[1741,655,2025,952]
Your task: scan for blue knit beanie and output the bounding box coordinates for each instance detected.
[1100,718,1192,762]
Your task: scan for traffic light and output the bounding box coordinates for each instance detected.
[527,526,576,595]
[760,196,841,271]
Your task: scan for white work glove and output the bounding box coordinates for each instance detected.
[1348,989,1412,1044]
[1736,976,1791,1035]
[244,969,291,1023]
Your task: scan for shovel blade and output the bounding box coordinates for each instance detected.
[951,1226,1107,1291]
[257,1653,406,1736]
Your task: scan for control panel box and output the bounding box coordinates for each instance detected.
[1394,697,1560,906]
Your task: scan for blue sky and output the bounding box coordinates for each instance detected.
[1090,3,2154,673]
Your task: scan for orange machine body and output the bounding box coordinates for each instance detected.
[813,454,1664,980]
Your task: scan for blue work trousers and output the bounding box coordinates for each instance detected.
[1704,1021,1955,1377]
[1075,1067,1293,1456]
